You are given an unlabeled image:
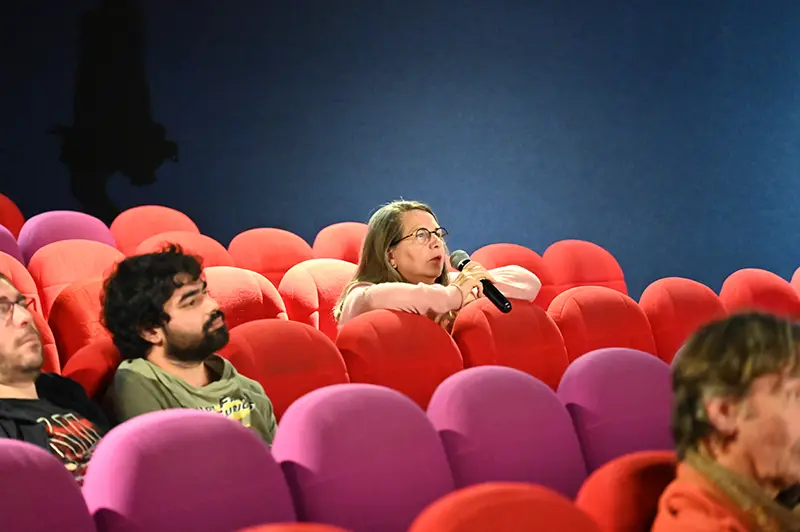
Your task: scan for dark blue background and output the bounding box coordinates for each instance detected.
[3,1,799,297]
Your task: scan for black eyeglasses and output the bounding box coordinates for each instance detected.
[393,227,449,246]
[0,297,34,320]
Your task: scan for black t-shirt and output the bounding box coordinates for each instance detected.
[0,398,103,485]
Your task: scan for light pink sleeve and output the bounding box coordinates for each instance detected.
[337,281,463,328]
[489,265,542,301]
[448,265,542,302]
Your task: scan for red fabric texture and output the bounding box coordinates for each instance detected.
[639,277,727,363]
[48,278,109,367]
[229,228,313,289]
[336,310,463,409]
[220,319,349,420]
[27,240,122,318]
[204,266,288,329]
[136,231,234,267]
[111,205,199,256]
[62,338,122,400]
[410,482,601,532]
[452,298,568,389]
[312,222,368,264]
[548,286,656,361]
[719,268,800,318]
[278,259,356,341]
[576,450,677,532]
[543,239,627,294]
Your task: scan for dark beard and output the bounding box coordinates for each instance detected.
[165,312,229,363]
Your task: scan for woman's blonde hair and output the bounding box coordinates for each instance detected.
[333,200,449,321]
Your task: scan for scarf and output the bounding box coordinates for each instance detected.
[685,450,800,531]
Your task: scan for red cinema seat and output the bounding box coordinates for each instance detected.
[471,243,559,309]
[278,259,356,341]
[336,310,463,409]
[0,251,43,317]
[28,240,123,318]
[452,298,568,389]
[62,338,122,400]
[33,311,60,374]
[576,450,677,532]
[111,205,200,256]
[543,240,627,294]
[312,222,368,264]
[204,266,287,330]
[410,483,601,532]
[548,286,656,361]
[229,228,314,289]
[719,268,800,318]
[220,319,349,420]
[0,193,24,238]
[639,277,727,364]
[136,231,234,267]
[48,278,109,367]
[792,266,800,295]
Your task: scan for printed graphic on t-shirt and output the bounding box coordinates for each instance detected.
[37,412,102,485]
[199,396,256,427]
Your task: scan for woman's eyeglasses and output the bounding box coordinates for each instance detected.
[394,227,449,246]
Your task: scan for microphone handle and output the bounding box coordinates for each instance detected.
[480,279,512,313]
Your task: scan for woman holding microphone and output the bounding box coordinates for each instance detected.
[334,200,541,332]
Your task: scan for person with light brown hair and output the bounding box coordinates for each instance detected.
[653,312,800,531]
[334,200,541,332]
[0,272,109,486]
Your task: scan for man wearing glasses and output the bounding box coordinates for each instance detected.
[0,273,108,486]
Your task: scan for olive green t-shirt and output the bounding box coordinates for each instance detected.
[106,355,276,444]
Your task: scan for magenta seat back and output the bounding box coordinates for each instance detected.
[428,366,587,498]
[557,348,674,472]
[83,410,295,532]
[273,384,455,532]
[0,440,96,531]
[0,224,22,263]
[18,211,116,264]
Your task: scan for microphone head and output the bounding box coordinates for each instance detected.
[449,250,471,271]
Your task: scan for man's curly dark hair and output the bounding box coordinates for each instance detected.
[102,244,203,360]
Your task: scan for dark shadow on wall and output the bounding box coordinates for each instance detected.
[50,0,178,223]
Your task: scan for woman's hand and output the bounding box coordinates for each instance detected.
[451,262,495,308]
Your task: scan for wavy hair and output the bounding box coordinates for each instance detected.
[102,244,203,359]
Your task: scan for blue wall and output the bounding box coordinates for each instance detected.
[2,0,800,297]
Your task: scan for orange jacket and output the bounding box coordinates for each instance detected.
[652,463,752,531]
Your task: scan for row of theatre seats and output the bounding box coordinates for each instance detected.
[1,204,800,414]
[0,199,797,530]
[8,356,676,532]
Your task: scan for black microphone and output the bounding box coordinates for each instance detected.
[449,250,512,313]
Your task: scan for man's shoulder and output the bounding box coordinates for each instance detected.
[34,373,110,431]
[108,359,162,396]
[652,464,750,532]
[36,373,87,397]
[214,356,268,397]
[116,358,148,372]
[113,358,156,381]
